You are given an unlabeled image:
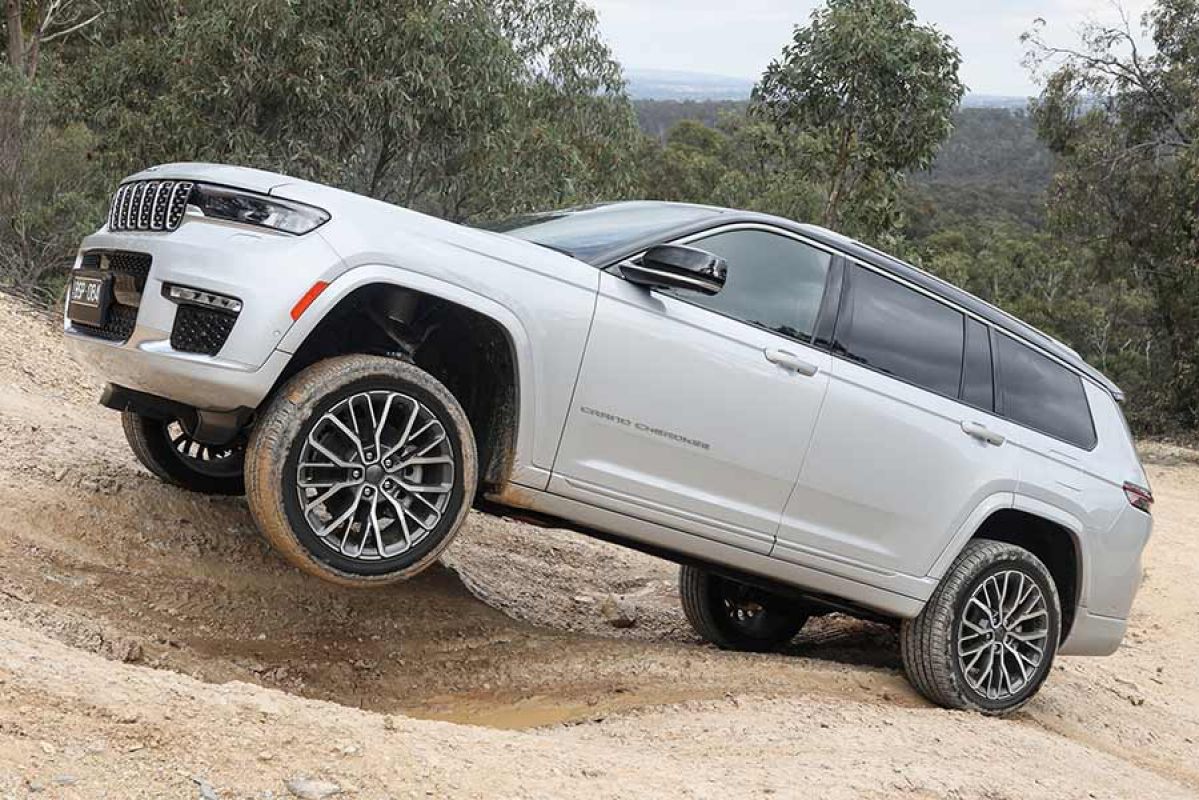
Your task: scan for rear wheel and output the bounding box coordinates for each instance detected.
[900,539,1061,715]
[122,411,245,496]
[679,565,809,651]
[246,355,476,587]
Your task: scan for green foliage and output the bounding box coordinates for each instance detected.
[634,99,748,140]
[1026,0,1199,429]
[635,116,821,221]
[752,0,964,235]
[0,69,104,303]
[59,0,638,222]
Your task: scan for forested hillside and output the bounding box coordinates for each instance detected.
[1,0,1195,434]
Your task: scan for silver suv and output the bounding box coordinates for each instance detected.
[65,164,1154,714]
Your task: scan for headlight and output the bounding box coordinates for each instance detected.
[189,183,330,235]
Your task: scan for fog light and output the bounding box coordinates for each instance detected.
[166,284,243,314]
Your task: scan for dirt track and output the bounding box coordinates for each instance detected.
[1,293,1197,799]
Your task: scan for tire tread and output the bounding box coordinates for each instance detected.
[245,354,476,588]
[900,538,1061,714]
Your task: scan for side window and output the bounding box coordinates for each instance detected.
[961,319,994,411]
[664,230,831,343]
[834,266,964,397]
[996,334,1096,449]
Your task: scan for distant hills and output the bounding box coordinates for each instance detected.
[625,69,756,101]
[625,68,1030,109]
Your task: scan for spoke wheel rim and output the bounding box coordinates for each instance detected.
[166,420,243,478]
[296,390,455,563]
[957,569,1050,702]
[719,580,773,634]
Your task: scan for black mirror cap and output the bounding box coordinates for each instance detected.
[620,244,728,296]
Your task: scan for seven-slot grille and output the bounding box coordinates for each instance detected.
[108,180,194,232]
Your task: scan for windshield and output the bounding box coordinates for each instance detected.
[481,202,724,265]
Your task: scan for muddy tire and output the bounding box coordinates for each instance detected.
[900,539,1061,715]
[122,411,246,496]
[679,565,809,651]
[246,355,476,587]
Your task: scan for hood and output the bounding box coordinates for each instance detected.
[125,163,298,195]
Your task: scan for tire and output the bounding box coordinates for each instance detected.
[679,564,809,651]
[246,355,476,587]
[122,411,246,496]
[900,539,1062,715]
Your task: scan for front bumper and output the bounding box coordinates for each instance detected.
[64,217,344,412]
[64,331,293,411]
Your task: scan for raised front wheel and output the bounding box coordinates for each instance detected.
[246,355,476,586]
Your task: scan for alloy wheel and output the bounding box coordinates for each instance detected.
[957,569,1051,701]
[295,390,455,562]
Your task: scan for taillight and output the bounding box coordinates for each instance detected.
[1123,482,1153,514]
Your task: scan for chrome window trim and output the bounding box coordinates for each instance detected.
[609,220,1103,449]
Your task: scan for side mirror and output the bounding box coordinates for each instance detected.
[620,244,727,297]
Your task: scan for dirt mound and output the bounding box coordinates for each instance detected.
[1,291,1198,798]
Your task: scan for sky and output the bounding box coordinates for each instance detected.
[587,0,1155,96]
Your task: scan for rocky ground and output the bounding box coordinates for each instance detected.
[0,293,1196,799]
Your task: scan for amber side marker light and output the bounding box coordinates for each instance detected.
[291,281,329,321]
[1123,482,1154,514]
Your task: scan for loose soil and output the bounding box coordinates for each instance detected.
[1,293,1196,798]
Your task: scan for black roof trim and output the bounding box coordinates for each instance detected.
[596,204,1123,400]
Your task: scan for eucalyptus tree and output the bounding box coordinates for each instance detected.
[1026,0,1199,427]
[752,0,965,236]
[63,0,639,221]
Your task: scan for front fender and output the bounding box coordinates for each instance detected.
[275,263,591,490]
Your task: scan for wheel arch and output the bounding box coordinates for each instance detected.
[271,266,533,493]
[966,505,1084,642]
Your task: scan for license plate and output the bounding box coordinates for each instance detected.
[70,275,103,307]
[67,273,112,327]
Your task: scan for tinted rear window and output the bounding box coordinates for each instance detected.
[996,334,1096,449]
[834,266,965,398]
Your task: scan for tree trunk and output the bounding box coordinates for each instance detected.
[6,0,24,74]
[822,126,854,229]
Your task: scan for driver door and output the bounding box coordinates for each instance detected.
[549,227,835,554]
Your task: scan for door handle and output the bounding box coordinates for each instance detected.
[764,348,819,377]
[961,421,1006,447]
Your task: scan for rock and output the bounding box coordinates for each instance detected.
[107,638,144,664]
[192,775,220,799]
[285,777,342,799]
[598,595,638,629]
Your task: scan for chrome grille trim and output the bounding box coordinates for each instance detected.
[138,181,157,228]
[107,179,194,233]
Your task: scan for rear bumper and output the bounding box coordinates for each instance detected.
[1059,607,1128,656]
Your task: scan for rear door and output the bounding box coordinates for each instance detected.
[551,226,835,554]
[776,264,1021,580]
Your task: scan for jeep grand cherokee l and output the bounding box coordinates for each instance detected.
[63,164,1154,713]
